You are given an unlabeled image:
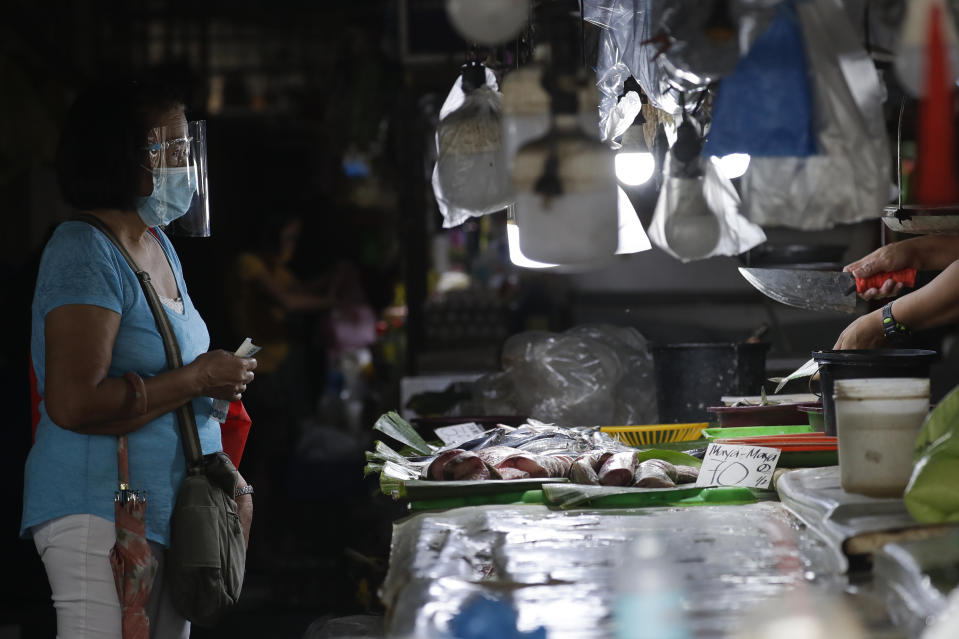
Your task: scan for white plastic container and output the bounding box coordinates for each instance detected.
[833,377,930,498]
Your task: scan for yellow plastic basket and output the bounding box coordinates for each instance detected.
[600,423,708,447]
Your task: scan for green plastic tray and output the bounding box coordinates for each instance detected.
[702,425,815,440]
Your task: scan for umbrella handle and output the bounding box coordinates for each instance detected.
[117,435,131,488]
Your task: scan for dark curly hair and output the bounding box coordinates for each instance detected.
[56,78,185,211]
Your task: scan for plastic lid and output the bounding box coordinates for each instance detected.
[833,377,930,400]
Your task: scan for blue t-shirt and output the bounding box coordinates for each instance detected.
[21,221,222,546]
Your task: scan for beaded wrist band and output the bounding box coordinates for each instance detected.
[881,302,911,345]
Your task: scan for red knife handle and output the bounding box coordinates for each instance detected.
[855,268,918,294]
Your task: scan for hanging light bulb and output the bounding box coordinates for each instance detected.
[506,204,558,269]
[615,114,655,186]
[714,153,750,180]
[445,0,531,46]
[615,152,656,186]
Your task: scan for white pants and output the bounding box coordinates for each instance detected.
[33,514,190,639]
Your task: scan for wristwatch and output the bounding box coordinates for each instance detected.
[234,484,254,498]
[881,302,911,345]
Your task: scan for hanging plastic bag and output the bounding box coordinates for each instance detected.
[595,30,643,145]
[653,0,741,87]
[739,0,893,230]
[702,0,816,159]
[648,155,765,262]
[431,65,512,228]
[585,0,678,115]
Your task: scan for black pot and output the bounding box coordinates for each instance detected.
[651,342,770,423]
[812,349,938,436]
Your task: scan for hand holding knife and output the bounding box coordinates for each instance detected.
[739,266,930,314]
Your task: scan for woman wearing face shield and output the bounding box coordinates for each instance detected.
[21,80,255,638]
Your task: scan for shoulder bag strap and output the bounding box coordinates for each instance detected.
[72,214,204,467]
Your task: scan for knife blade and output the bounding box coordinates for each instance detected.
[738,267,918,314]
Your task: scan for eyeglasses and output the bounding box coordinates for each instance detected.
[145,136,193,166]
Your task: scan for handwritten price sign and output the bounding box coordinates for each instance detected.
[433,422,486,447]
[695,443,781,490]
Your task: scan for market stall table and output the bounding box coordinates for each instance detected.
[379,500,904,638]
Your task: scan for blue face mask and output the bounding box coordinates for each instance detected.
[136,166,197,228]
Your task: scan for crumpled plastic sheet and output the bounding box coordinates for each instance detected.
[587,0,782,133]
[648,155,766,262]
[923,580,959,639]
[775,466,917,575]
[872,530,959,639]
[379,502,843,639]
[740,0,893,230]
[586,0,679,120]
[473,324,658,426]
[432,67,512,228]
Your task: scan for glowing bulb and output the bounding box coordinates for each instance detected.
[507,221,558,269]
[615,152,656,186]
[445,0,530,46]
[714,153,750,179]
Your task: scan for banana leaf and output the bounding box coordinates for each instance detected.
[374,411,433,455]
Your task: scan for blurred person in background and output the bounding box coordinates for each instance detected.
[230,212,332,565]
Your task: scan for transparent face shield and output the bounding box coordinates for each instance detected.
[142,120,210,236]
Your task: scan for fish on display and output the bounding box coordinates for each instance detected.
[569,457,600,485]
[378,415,702,487]
[426,449,490,481]
[633,459,676,488]
[599,452,638,486]
[674,465,699,483]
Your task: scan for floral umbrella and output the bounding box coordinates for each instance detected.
[110,435,158,639]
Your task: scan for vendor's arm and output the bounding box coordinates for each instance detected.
[239,253,331,313]
[846,235,959,299]
[250,268,332,312]
[834,259,959,349]
[44,304,257,435]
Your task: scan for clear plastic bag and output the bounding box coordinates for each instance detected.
[648,155,766,262]
[432,68,513,228]
[473,324,658,426]
[585,0,678,116]
[739,0,893,230]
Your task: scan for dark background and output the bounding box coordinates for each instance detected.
[1,1,456,637]
[1,1,947,637]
